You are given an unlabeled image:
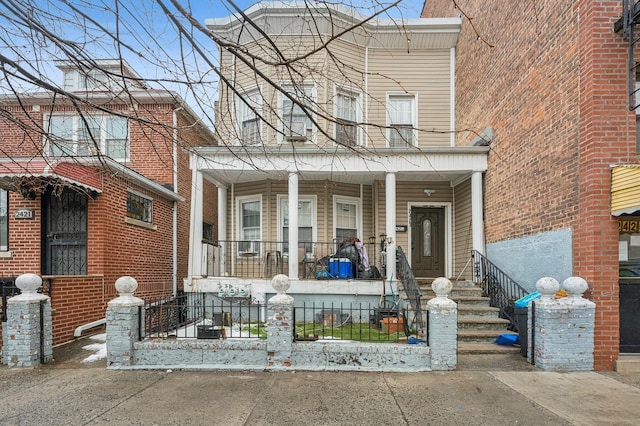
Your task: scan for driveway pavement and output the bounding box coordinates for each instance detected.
[1,334,639,425]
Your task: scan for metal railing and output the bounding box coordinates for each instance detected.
[472,250,528,330]
[292,302,424,342]
[395,246,425,335]
[212,239,383,280]
[140,292,264,340]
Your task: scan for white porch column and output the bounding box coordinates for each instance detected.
[471,171,485,255]
[385,172,397,281]
[187,169,204,279]
[218,185,227,276]
[288,172,299,279]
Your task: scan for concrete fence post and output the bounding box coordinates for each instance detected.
[428,277,458,370]
[531,276,595,371]
[106,276,144,368]
[2,273,52,367]
[266,274,294,369]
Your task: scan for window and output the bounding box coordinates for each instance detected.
[0,189,8,251]
[334,196,360,242]
[237,196,261,254]
[81,70,108,90]
[46,114,129,161]
[127,191,153,223]
[237,87,262,146]
[203,222,214,243]
[278,196,316,255]
[335,87,361,146]
[280,83,315,143]
[388,94,416,147]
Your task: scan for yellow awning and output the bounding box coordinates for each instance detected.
[612,165,640,216]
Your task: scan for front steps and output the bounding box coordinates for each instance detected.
[411,279,520,354]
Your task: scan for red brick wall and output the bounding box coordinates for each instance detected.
[423,0,636,370]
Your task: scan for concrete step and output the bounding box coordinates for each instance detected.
[615,356,640,373]
[458,305,501,318]
[458,316,511,331]
[458,342,522,355]
[458,330,516,344]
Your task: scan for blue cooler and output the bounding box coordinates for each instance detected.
[329,258,354,279]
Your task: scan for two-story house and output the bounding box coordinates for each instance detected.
[184,2,488,306]
[0,59,216,347]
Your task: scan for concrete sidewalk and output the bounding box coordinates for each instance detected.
[1,336,639,425]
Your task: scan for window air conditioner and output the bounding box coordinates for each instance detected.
[239,240,260,256]
[286,120,307,141]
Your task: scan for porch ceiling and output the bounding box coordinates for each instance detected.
[193,145,489,186]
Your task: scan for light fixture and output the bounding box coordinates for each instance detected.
[423,189,436,196]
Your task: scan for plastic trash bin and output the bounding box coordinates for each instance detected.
[514,307,528,357]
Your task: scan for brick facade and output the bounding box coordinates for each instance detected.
[1,87,216,348]
[422,0,635,370]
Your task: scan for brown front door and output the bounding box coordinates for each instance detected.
[410,207,445,278]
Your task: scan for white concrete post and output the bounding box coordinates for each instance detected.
[267,274,294,369]
[471,171,485,256]
[428,277,457,370]
[106,276,144,368]
[187,169,204,278]
[2,274,52,367]
[530,276,595,371]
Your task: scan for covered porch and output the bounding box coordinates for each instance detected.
[185,145,488,293]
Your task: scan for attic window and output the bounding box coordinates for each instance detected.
[81,70,108,90]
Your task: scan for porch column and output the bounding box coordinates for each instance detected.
[385,172,397,281]
[188,169,204,279]
[288,172,299,279]
[218,185,227,276]
[471,171,485,255]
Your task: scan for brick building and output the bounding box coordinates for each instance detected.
[422,0,640,369]
[0,60,216,347]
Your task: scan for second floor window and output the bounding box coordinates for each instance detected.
[335,88,361,146]
[281,83,315,143]
[237,87,262,146]
[388,94,416,147]
[46,114,129,161]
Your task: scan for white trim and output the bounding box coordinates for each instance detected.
[407,202,452,279]
[333,84,363,146]
[235,194,262,256]
[386,92,418,147]
[333,195,362,240]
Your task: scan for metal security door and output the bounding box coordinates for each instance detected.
[620,280,640,353]
[410,207,445,278]
[43,188,88,275]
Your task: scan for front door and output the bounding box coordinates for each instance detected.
[43,188,88,275]
[410,207,445,278]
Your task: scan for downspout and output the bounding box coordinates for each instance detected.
[172,108,180,295]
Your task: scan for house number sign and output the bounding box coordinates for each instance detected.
[14,209,34,219]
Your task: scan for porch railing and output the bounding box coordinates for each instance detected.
[472,250,528,330]
[208,240,383,280]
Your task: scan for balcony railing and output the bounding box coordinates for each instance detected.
[204,240,384,280]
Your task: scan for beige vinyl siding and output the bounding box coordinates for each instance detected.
[453,178,473,281]
[366,48,451,148]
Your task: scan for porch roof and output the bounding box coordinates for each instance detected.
[190,145,489,186]
[0,158,103,194]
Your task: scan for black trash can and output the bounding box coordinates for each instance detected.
[514,307,528,357]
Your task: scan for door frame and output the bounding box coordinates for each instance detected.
[407,202,452,279]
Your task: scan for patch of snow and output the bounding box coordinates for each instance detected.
[81,333,107,363]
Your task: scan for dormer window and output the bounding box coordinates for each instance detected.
[81,70,109,90]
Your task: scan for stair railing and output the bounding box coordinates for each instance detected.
[395,246,424,334]
[472,250,528,331]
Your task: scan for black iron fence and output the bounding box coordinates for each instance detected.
[292,302,426,342]
[212,239,384,280]
[1,275,51,322]
[472,250,528,330]
[140,293,264,340]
